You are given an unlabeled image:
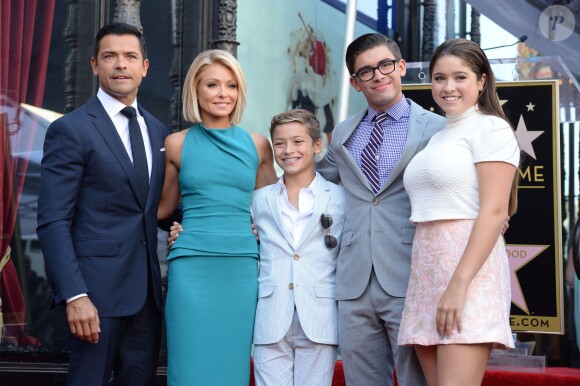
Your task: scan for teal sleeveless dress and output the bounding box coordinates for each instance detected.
[165,124,259,386]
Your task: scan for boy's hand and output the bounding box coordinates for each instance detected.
[168,222,183,246]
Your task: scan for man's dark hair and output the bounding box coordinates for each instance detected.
[345,33,402,75]
[93,22,147,60]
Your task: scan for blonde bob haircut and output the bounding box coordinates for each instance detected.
[182,49,247,126]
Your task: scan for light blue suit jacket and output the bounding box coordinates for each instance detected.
[252,174,345,345]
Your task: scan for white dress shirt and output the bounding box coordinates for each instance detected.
[277,174,317,248]
[97,88,152,178]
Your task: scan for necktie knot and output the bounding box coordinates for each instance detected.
[121,106,137,118]
[374,111,388,125]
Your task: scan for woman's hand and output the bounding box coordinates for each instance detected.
[251,222,259,242]
[168,222,183,247]
[436,281,468,339]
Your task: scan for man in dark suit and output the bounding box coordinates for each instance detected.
[37,22,167,386]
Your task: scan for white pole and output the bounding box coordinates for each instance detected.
[337,0,358,122]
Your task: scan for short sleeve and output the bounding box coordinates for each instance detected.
[472,115,520,167]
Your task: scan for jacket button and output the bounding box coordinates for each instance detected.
[288,283,294,289]
[372,198,379,206]
[293,254,300,261]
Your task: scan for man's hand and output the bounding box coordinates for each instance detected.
[66,296,100,343]
[168,221,183,246]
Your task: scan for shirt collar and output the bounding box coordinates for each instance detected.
[364,95,410,123]
[276,172,319,196]
[97,88,140,119]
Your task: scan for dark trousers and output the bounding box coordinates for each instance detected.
[67,292,162,386]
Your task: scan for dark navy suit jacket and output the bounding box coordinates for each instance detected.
[37,96,168,317]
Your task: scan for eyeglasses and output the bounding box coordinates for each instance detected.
[351,59,400,82]
[321,214,338,249]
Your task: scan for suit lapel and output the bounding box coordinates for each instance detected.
[338,111,374,192]
[295,176,330,250]
[266,187,295,249]
[88,97,146,208]
[140,106,162,210]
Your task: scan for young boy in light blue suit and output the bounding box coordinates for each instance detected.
[251,109,346,386]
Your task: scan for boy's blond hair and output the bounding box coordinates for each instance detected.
[269,109,321,142]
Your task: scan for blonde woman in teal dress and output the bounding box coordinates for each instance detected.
[158,49,277,385]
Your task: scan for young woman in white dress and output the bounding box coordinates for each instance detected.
[398,38,520,386]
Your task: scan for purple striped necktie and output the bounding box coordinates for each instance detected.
[361,111,388,194]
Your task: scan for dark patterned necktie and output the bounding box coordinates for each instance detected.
[120,106,149,201]
[361,111,388,194]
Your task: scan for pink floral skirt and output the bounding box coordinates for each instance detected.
[398,219,514,349]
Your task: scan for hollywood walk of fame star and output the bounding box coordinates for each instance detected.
[498,94,508,106]
[505,244,549,314]
[515,115,544,160]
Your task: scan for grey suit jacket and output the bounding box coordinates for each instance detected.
[252,174,345,345]
[317,99,446,300]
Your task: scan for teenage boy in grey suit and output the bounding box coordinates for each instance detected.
[316,33,446,386]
